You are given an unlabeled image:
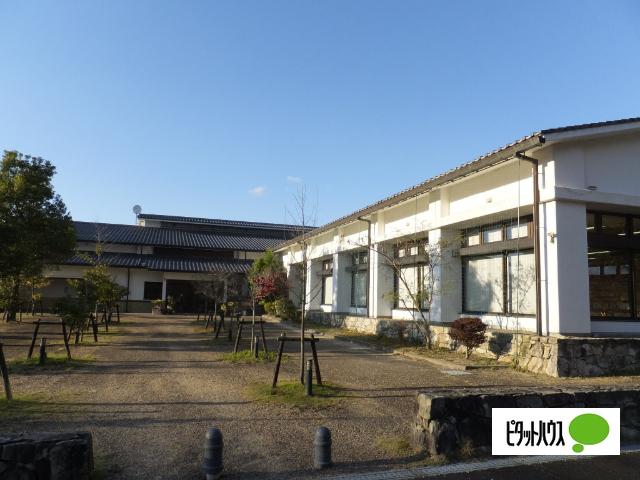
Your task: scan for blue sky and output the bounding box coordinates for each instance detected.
[1,1,639,226]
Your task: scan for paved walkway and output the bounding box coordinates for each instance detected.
[2,315,638,479]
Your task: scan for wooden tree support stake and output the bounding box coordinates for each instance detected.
[0,343,12,401]
[271,333,321,387]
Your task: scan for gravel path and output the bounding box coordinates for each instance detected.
[1,315,638,479]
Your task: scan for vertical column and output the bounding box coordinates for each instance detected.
[161,277,167,301]
[369,244,393,318]
[307,258,322,310]
[428,228,461,324]
[541,200,590,335]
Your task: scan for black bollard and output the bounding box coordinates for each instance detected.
[254,336,259,358]
[305,359,313,396]
[39,337,47,365]
[202,427,223,480]
[314,426,332,469]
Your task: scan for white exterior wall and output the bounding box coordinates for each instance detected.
[278,127,640,336]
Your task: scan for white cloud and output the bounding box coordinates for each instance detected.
[248,186,266,197]
[286,175,303,183]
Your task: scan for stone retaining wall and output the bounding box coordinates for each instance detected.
[0,432,93,480]
[412,388,640,457]
[304,310,640,377]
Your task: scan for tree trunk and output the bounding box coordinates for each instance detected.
[299,264,306,384]
[6,282,20,322]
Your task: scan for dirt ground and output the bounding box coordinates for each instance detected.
[1,315,639,479]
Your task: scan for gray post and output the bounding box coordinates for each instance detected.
[314,426,332,469]
[39,337,47,365]
[305,359,313,396]
[253,336,259,358]
[202,427,223,480]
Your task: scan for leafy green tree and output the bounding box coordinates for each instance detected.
[0,151,75,321]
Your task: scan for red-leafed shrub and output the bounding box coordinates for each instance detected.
[449,317,487,358]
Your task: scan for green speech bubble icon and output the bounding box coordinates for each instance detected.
[569,413,609,453]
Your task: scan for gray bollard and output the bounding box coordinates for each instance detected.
[39,337,47,365]
[314,426,332,469]
[254,336,259,358]
[305,359,313,396]
[202,427,223,480]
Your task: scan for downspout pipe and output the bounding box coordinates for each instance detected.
[357,216,372,318]
[516,151,544,336]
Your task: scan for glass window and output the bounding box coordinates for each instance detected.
[397,266,418,309]
[322,275,333,305]
[352,251,368,265]
[466,228,480,246]
[482,225,503,243]
[350,251,368,308]
[588,248,631,318]
[586,212,596,232]
[351,271,367,308]
[506,223,529,240]
[634,218,640,236]
[601,214,627,236]
[464,255,504,313]
[507,252,536,315]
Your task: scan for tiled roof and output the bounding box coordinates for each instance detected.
[137,213,311,232]
[65,253,253,273]
[276,116,640,249]
[74,222,283,251]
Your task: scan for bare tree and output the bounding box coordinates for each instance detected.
[349,232,456,348]
[284,185,322,383]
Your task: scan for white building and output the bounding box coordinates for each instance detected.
[42,214,304,313]
[276,117,640,339]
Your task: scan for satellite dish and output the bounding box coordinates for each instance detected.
[132,205,142,216]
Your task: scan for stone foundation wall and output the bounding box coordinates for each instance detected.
[304,310,640,377]
[412,388,640,457]
[0,432,93,480]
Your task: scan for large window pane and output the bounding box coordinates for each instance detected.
[507,252,536,315]
[588,249,631,318]
[322,275,333,305]
[397,266,418,309]
[482,226,503,243]
[464,255,503,313]
[351,271,367,308]
[601,214,627,236]
[506,224,529,240]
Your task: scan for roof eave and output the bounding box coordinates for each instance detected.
[274,133,545,251]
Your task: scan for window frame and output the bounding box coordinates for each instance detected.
[587,210,640,321]
[349,251,368,308]
[461,249,536,316]
[320,258,333,306]
[392,238,430,311]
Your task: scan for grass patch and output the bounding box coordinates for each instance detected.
[375,435,415,457]
[8,354,96,374]
[247,381,344,409]
[0,394,74,420]
[222,349,281,363]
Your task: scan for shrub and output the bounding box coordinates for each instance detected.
[274,298,296,320]
[449,317,487,359]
